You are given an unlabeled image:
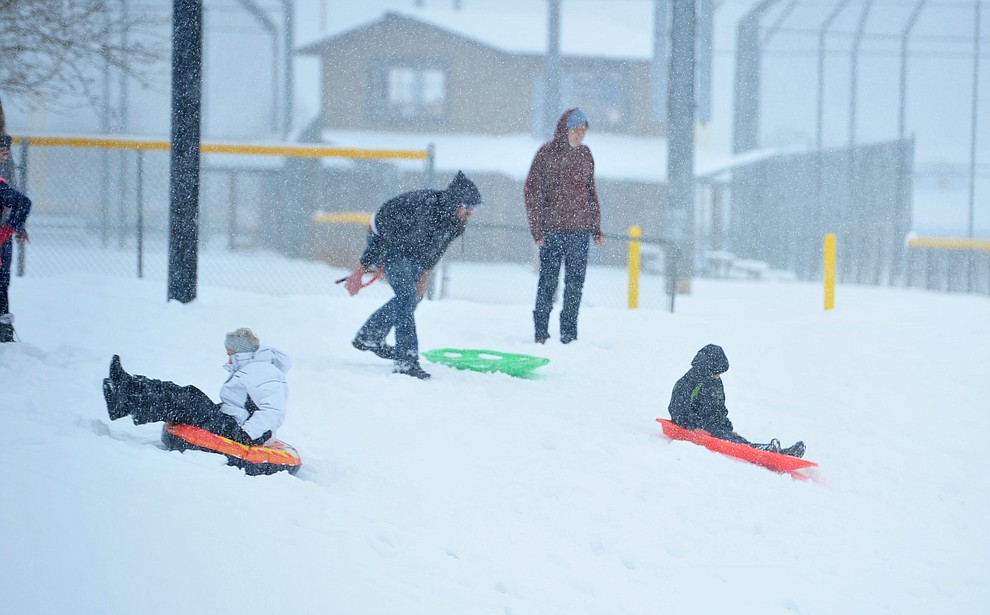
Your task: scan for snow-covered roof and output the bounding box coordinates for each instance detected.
[297,3,655,61]
[319,129,775,183]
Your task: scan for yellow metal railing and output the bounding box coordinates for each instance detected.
[10,135,429,160]
[907,236,990,251]
[313,212,372,226]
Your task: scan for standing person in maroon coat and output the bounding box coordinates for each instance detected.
[524,108,605,344]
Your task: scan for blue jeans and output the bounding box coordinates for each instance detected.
[534,231,590,340]
[355,255,424,363]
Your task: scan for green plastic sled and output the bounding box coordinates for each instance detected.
[422,348,550,378]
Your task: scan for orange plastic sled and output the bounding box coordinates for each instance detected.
[656,418,817,477]
[161,423,302,476]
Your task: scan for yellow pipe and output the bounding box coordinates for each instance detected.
[313,212,372,225]
[10,135,429,160]
[907,236,990,251]
[824,233,836,311]
[628,226,641,309]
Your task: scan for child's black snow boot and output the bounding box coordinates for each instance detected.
[780,441,806,458]
[0,313,15,343]
[752,439,781,454]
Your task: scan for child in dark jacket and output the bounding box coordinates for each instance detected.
[668,344,805,457]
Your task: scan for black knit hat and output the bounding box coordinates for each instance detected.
[691,344,729,375]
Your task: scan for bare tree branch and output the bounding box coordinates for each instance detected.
[0,0,168,109]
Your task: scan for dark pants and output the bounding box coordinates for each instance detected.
[355,255,424,363]
[1,238,12,315]
[534,231,590,341]
[710,429,750,445]
[122,375,248,442]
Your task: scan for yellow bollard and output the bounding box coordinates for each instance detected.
[628,226,641,309]
[824,233,836,311]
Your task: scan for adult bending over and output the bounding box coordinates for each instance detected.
[345,171,483,380]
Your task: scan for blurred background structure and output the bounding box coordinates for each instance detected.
[1,0,987,307]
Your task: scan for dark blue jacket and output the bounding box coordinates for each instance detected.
[668,344,734,436]
[360,171,481,270]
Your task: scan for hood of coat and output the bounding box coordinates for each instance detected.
[227,346,292,374]
[690,344,729,376]
[551,108,586,148]
[444,170,482,209]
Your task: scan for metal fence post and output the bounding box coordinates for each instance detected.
[15,139,28,277]
[628,226,641,309]
[426,143,435,188]
[136,149,145,279]
[227,171,237,251]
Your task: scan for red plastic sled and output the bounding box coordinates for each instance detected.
[161,423,302,476]
[656,418,817,477]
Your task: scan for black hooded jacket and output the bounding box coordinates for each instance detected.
[360,171,482,270]
[667,344,734,435]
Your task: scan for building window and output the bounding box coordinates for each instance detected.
[563,70,629,132]
[376,64,447,123]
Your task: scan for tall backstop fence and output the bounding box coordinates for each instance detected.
[729,138,914,286]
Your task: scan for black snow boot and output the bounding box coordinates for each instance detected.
[533,310,550,345]
[109,355,129,389]
[103,378,129,421]
[751,438,781,454]
[393,360,431,380]
[106,356,158,424]
[780,441,806,458]
[352,337,397,360]
[0,313,15,343]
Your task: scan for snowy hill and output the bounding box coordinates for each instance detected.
[1,262,988,614]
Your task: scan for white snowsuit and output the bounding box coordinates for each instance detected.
[218,346,291,440]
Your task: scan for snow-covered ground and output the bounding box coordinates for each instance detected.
[1,258,988,615]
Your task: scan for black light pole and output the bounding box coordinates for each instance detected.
[664,0,696,312]
[544,0,562,139]
[652,0,669,122]
[892,1,926,286]
[966,0,982,290]
[168,0,203,303]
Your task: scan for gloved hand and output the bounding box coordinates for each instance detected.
[233,429,272,446]
[344,267,367,296]
[250,431,273,446]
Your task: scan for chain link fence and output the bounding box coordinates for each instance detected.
[6,135,682,310]
[8,133,985,310]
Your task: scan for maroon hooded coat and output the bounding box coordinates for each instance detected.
[524,109,603,244]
